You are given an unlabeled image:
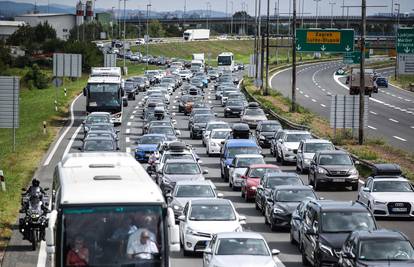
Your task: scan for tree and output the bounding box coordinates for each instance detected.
[148,20,166,38]
[33,22,57,43]
[63,41,103,72]
[23,63,49,89]
[69,22,104,42]
[164,25,183,37]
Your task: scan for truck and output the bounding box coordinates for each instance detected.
[183,29,210,41]
[45,152,180,267]
[192,53,205,64]
[349,67,377,96]
[84,67,126,124]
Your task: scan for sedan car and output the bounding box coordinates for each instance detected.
[123,80,138,100]
[203,232,280,267]
[202,121,230,147]
[228,154,265,190]
[82,112,112,134]
[224,99,245,118]
[206,128,232,156]
[190,114,215,139]
[240,164,281,201]
[255,120,282,148]
[308,150,359,191]
[240,106,268,128]
[375,76,388,88]
[264,185,317,231]
[135,134,167,162]
[178,199,246,256]
[147,125,180,141]
[296,139,335,173]
[81,136,118,152]
[275,130,312,165]
[167,180,223,222]
[84,123,119,140]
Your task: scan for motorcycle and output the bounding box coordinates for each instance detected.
[19,187,49,251]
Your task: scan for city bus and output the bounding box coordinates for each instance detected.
[45,153,180,267]
[83,67,125,124]
[217,52,234,72]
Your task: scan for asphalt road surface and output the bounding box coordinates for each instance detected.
[2,68,413,267]
[270,61,414,151]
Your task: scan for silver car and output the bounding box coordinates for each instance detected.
[296,139,335,173]
[203,232,280,267]
[240,107,268,128]
[275,130,312,165]
[82,112,112,134]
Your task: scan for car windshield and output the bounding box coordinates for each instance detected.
[84,140,115,151]
[175,185,215,198]
[248,168,280,179]
[140,135,165,144]
[373,181,414,192]
[321,212,376,233]
[227,100,244,106]
[189,203,236,221]
[216,238,270,256]
[261,124,281,131]
[194,116,214,123]
[148,127,174,135]
[124,82,134,89]
[318,154,353,165]
[236,157,265,167]
[62,205,164,267]
[359,240,414,261]
[86,116,110,124]
[245,109,265,116]
[227,147,260,158]
[206,123,229,131]
[305,143,334,153]
[192,110,212,116]
[267,177,303,188]
[211,131,230,139]
[164,163,200,174]
[163,154,194,162]
[286,133,311,142]
[275,190,316,202]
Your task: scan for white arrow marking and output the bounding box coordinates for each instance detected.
[345,45,351,52]
[404,47,410,53]
[297,44,302,51]
[321,45,326,51]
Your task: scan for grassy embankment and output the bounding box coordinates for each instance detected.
[0,63,149,259]
[243,77,414,180]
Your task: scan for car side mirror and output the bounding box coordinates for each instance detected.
[203,169,209,175]
[165,192,172,200]
[83,87,87,96]
[238,215,247,224]
[116,130,120,134]
[175,130,181,136]
[266,197,273,203]
[342,251,355,259]
[204,247,212,254]
[82,120,86,124]
[297,149,302,153]
[362,187,370,192]
[217,193,224,198]
[271,249,280,255]
[177,215,185,221]
[354,160,360,165]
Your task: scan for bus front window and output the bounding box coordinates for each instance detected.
[218,56,232,66]
[88,84,120,108]
[62,205,165,267]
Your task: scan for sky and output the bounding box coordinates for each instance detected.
[12,0,414,15]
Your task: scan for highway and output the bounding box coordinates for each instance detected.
[2,69,414,267]
[270,61,414,151]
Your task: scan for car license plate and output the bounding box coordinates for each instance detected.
[392,208,407,212]
[333,178,345,182]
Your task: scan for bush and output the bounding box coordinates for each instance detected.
[63,41,103,72]
[23,64,49,89]
[12,56,31,68]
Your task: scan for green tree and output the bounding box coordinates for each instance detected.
[164,25,183,37]
[148,20,166,38]
[63,41,103,72]
[69,22,104,42]
[33,22,57,43]
[23,63,49,89]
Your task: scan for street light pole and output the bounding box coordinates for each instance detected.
[123,0,127,70]
[146,3,151,70]
[111,6,115,39]
[265,0,270,96]
[230,1,234,35]
[394,3,400,80]
[314,0,321,28]
[329,1,336,28]
[118,0,121,38]
[292,0,297,112]
[359,0,366,145]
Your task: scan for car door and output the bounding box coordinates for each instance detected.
[229,157,237,183]
[179,203,190,241]
[358,178,373,205]
[297,141,304,168]
[302,206,318,261]
[308,154,318,184]
[265,189,275,222]
[203,235,217,266]
[256,176,267,208]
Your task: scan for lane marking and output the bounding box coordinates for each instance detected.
[320,104,326,107]
[126,147,131,153]
[43,93,82,166]
[126,129,130,134]
[36,242,47,267]
[62,126,82,156]
[132,110,136,114]
[130,115,134,119]
[127,122,132,126]
[389,118,399,123]
[370,111,377,115]
[367,125,377,130]
[126,137,130,143]
[393,136,407,142]
[304,94,309,98]
[312,99,317,102]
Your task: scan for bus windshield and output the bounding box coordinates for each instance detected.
[62,205,165,267]
[218,56,232,66]
[88,84,120,108]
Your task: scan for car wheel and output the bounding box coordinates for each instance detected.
[264,213,269,225]
[314,178,322,191]
[229,178,232,188]
[255,200,260,210]
[190,132,193,139]
[270,220,278,231]
[351,184,358,191]
[133,94,136,100]
[290,229,297,245]
[276,150,281,162]
[296,164,301,173]
[308,174,313,186]
[183,248,191,257]
[241,189,245,198]
[224,113,228,118]
[281,153,287,165]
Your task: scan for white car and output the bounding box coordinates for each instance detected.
[179,69,193,80]
[358,177,414,217]
[178,199,246,256]
[228,154,265,190]
[202,121,231,146]
[206,129,232,156]
[275,130,312,165]
[203,232,280,267]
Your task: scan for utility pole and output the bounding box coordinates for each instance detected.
[255,0,262,83]
[254,0,258,74]
[276,0,279,64]
[230,1,234,35]
[111,6,115,39]
[123,0,127,70]
[314,0,322,28]
[394,2,400,80]
[301,0,305,27]
[292,0,297,112]
[359,0,366,145]
[183,0,187,28]
[226,0,228,33]
[146,3,151,70]
[265,0,270,95]
[329,1,336,28]
[118,0,122,39]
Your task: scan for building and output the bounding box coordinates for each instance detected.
[0,21,25,40]
[14,13,75,40]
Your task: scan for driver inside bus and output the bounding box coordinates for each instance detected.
[127,230,159,260]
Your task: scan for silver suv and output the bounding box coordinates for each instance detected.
[296,139,334,173]
[275,130,312,165]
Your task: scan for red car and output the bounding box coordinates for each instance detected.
[241,164,281,201]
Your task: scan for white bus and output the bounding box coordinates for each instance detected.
[84,67,125,124]
[46,153,179,267]
[217,52,234,72]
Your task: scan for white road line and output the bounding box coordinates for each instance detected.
[389,118,399,123]
[304,94,309,98]
[127,122,132,126]
[299,91,304,94]
[312,99,317,102]
[126,129,130,134]
[273,256,286,267]
[36,241,47,267]
[126,137,130,143]
[367,125,377,130]
[370,111,377,115]
[130,115,134,119]
[411,126,414,129]
[132,110,136,114]
[62,126,82,156]
[320,104,326,107]
[393,136,407,142]
[43,93,82,166]
[322,88,326,91]
[126,147,131,153]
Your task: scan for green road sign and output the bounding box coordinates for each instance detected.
[343,51,369,64]
[296,29,354,53]
[397,28,414,54]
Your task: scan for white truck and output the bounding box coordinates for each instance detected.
[183,29,210,41]
[192,53,205,64]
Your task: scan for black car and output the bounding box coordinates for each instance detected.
[256,120,282,148]
[124,81,138,100]
[132,76,147,91]
[81,136,119,152]
[190,114,215,139]
[301,200,377,267]
[264,185,317,231]
[255,172,304,213]
[224,99,244,118]
[338,229,414,267]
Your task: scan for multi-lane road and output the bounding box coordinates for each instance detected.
[271,61,414,151]
[2,68,414,267]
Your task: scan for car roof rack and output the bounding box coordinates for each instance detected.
[372,163,402,177]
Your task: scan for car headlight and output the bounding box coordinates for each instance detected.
[318,167,327,174]
[250,186,257,190]
[374,200,387,205]
[319,243,334,257]
[210,141,218,147]
[185,227,197,235]
[273,207,285,214]
[173,204,183,211]
[349,168,358,175]
[304,158,311,163]
[225,108,231,111]
[259,135,266,140]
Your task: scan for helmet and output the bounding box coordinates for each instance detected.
[32,179,40,187]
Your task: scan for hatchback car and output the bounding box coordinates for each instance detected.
[81,136,118,152]
[240,164,281,201]
[206,128,232,156]
[228,154,265,190]
[255,120,282,148]
[296,139,335,173]
[135,134,167,162]
[224,99,245,118]
[240,106,268,128]
[202,121,230,146]
[82,112,112,134]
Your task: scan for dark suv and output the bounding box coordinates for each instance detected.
[300,200,377,267]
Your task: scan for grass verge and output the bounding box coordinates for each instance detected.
[390,74,414,91]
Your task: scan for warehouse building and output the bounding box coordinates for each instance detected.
[0,21,26,40]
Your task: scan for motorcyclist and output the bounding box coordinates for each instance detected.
[20,179,49,214]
